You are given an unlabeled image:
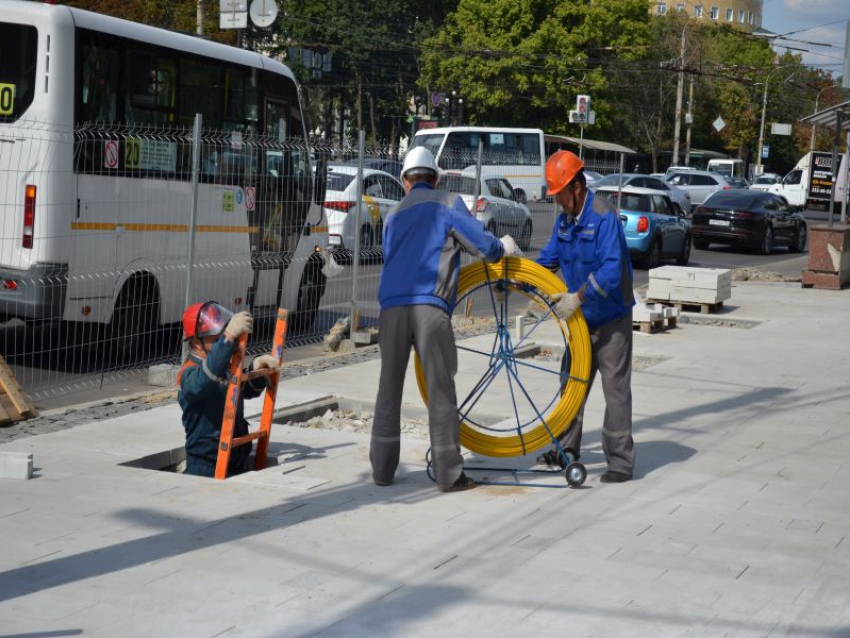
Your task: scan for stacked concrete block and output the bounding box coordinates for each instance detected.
[648,266,732,305]
[632,291,679,329]
[0,452,33,479]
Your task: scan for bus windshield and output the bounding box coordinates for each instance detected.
[0,23,38,122]
[411,133,445,156]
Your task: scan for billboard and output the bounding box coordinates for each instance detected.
[809,151,835,201]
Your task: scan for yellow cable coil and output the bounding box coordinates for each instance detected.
[414,256,592,458]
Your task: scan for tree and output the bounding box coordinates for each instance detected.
[419,0,650,131]
[54,0,234,43]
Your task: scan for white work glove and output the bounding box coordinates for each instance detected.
[500,235,523,257]
[550,291,582,321]
[321,251,344,278]
[252,354,279,372]
[225,311,253,340]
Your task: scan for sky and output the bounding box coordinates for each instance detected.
[762,0,849,75]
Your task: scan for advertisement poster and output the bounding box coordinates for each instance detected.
[809,151,835,201]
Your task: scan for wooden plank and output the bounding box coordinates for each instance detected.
[0,399,12,427]
[0,355,36,418]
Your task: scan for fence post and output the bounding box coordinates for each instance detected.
[350,130,366,332]
[473,138,484,204]
[182,113,203,360]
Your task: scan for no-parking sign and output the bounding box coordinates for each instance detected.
[104,140,119,170]
[245,186,256,211]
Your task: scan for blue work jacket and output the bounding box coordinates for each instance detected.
[177,336,266,475]
[538,190,634,330]
[379,182,504,313]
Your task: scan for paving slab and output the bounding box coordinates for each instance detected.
[1,282,850,637]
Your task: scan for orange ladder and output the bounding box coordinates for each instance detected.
[214,308,288,480]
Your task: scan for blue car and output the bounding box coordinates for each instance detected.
[596,187,691,270]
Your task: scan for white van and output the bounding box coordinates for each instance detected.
[410,127,546,202]
[768,151,848,210]
[707,159,745,181]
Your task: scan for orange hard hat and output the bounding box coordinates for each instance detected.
[545,150,584,195]
[182,301,233,341]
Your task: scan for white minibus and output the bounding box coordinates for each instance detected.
[410,126,546,202]
[0,0,329,355]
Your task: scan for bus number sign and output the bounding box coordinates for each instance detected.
[0,83,15,116]
[125,137,142,170]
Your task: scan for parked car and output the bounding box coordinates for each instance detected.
[345,158,404,180]
[437,170,533,250]
[691,190,807,255]
[595,187,691,269]
[583,170,605,188]
[324,164,405,251]
[590,173,692,215]
[727,177,750,189]
[663,165,697,180]
[665,170,732,205]
[749,173,781,191]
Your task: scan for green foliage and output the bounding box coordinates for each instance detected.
[47,0,840,167]
[420,0,650,129]
[56,0,234,43]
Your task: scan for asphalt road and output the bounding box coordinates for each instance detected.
[4,204,831,411]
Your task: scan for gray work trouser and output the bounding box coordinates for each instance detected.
[370,305,464,490]
[559,310,635,476]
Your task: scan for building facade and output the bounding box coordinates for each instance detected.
[653,0,763,33]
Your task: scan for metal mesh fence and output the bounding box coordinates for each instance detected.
[0,120,565,401]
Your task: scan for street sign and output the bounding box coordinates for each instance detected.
[762,144,770,159]
[249,0,278,27]
[713,117,725,132]
[569,110,586,124]
[771,123,792,136]
[220,10,248,29]
[576,94,591,121]
[220,0,247,11]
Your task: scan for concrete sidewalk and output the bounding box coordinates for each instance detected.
[1,281,849,637]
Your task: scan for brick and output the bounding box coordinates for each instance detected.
[806,224,850,274]
[802,270,847,290]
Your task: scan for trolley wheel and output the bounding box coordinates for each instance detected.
[565,462,587,487]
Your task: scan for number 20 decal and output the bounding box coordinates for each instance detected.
[0,84,15,116]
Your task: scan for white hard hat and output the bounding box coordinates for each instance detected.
[402,147,439,181]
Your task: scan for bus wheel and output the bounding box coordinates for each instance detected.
[108,275,160,364]
[292,259,326,335]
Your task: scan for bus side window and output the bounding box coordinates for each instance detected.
[126,49,176,125]
[79,37,118,124]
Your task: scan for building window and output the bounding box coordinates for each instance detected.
[694,5,703,17]
[675,2,685,11]
[756,13,761,26]
[738,9,745,22]
[726,8,734,20]
[711,6,719,19]
[748,11,754,24]
[657,2,667,14]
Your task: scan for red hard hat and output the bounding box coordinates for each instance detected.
[182,301,234,341]
[545,150,584,195]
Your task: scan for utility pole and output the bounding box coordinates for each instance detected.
[684,76,694,166]
[672,26,686,165]
[196,0,204,36]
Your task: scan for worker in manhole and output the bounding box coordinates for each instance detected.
[535,150,636,483]
[370,147,522,492]
[178,302,279,477]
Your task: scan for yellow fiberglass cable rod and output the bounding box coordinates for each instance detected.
[414,256,592,458]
